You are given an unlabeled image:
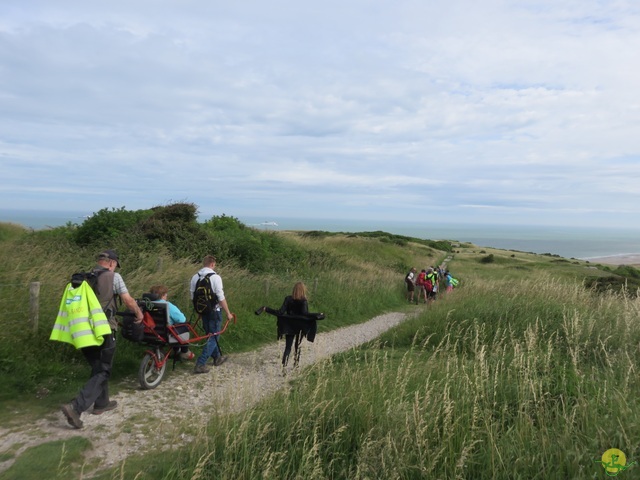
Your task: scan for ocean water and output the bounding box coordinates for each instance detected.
[2,209,639,261]
[240,217,640,260]
[0,209,93,230]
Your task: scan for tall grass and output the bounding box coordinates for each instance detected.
[7,224,635,478]
[0,229,439,406]
[98,270,640,479]
[0,223,28,242]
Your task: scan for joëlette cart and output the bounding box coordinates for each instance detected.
[120,294,234,389]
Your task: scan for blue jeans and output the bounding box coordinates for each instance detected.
[196,309,222,366]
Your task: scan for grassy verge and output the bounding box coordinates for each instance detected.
[80,251,640,479]
[3,220,638,478]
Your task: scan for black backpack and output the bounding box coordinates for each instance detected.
[192,272,219,315]
[70,269,117,312]
[71,270,105,295]
[405,271,413,284]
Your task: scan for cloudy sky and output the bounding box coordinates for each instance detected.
[1,0,639,228]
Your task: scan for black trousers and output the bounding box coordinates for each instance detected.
[73,332,116,413]
[282,333,304,367]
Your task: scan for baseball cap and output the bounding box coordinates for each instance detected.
[98,249,120,267]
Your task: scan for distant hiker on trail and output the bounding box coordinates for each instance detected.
[444,271,459,292]
[255,282,324,375]
[190,255,234,373]
[55,249,144,430]
[426,267,439,303]
[416,269,428,304]
[405,267,417,303]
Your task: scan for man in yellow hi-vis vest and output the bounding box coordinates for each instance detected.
[53,250,143,429]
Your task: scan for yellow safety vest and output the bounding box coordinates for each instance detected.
[50,281,112,349]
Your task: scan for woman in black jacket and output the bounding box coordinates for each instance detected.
[256,282,319,372]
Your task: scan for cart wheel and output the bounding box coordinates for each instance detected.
[138,352,166,389]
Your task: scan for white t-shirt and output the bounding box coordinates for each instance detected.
[189,267,225,304]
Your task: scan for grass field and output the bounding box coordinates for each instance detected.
[1,221,638,479]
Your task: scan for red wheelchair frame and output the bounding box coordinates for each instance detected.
[121,298,235,389]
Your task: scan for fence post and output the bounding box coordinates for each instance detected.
[157,257,163,272]
[30,281,41,333]
[313,278,318,295]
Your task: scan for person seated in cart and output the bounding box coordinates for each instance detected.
[255,281,324,375]
[148,285,194,361]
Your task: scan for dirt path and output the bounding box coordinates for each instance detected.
[0,311,411,477]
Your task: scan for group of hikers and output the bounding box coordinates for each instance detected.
[404,265,458,304]
[53,248,454,431]
[53,250,319,430]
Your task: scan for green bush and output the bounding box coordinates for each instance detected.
[202,214,308,273]
[74,206,155,246]
[302,230,332,238]
[136,204,202,258]
[584,275,640,297]
[480,253,495,263]
[426,239,453,251]
[614,265,640,279]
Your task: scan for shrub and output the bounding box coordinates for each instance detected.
[480,254,495,264]
[72,203,209,259]
[202,214,308,273]
[585,275,640,297]
[74,206,154,246]
[614,265,640,279]
[136,203,202,257]
[426,240,453,252]
[302,230,333,238]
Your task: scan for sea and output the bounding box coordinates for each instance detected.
[2,209,639,261]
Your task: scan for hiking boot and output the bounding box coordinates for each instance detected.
[92,400,118,415]
[180,351,195,361]
[194,364,210,374]
[213,355,228,367]
[61,403,83,429]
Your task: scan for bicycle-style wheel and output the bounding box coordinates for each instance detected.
[138,351,167,389]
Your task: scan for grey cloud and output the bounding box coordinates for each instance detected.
[1,0,639,225]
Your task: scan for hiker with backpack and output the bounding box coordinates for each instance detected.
[405,267,417,303]
[426,267,439,303]
[416,269,428,304]
[444,270,459,292]
[57,249,143,429]
[190,255,234,373]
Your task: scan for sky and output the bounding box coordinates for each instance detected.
[1,0,640,229]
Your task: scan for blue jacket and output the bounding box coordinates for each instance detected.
[155,299,187,325]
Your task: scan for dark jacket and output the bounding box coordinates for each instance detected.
[265,296,317,342]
